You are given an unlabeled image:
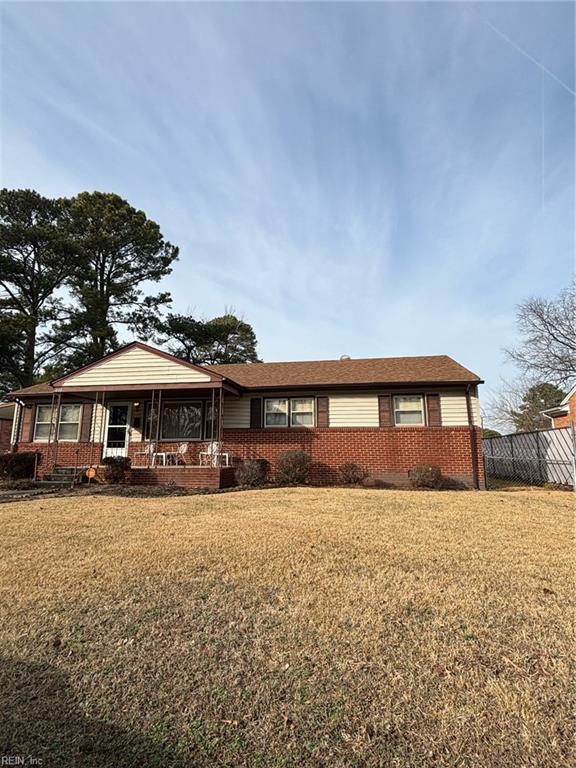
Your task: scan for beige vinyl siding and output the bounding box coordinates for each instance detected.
[91,403,106,442]
[328,394,380,427]
[221,390,480,429]
[439,391,480,426]
[61,347,211,387]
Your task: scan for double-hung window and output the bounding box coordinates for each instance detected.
[58,404,82,440]
[34,405,55,441]
[290,398,314,426]
[393,395,424,426]
[264,398,289,427]
[264,398,315,428]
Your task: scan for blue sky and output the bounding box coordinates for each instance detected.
[1,2,574,402]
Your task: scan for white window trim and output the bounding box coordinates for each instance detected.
[57,404,82,442]
[33,405,55,442]
[264,398,315,428]
[393,394,425,427]
[290,398,315,428]
[264,398,289,428]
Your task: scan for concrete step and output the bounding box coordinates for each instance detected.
[36,480,75,487]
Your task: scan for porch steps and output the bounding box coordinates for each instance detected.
[42,466,88,485]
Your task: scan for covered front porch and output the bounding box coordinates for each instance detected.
[41,380,240,487]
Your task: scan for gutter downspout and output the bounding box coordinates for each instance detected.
[465,384,480,490]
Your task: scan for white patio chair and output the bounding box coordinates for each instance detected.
[133,442,156,466]
[166,442,189,465]
[199,441,230,467]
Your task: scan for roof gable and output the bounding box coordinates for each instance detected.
[53,342,220,388]
[560,382,576,406]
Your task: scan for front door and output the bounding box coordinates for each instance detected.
[103,403,131,458]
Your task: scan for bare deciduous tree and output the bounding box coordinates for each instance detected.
[506,282,576,387]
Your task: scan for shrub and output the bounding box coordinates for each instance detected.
[102,456,132,484]
[0,452,38,480]
[339,462,369,485]
[235,459,268,487]
[409,464,443,489]
[276,450,310,485]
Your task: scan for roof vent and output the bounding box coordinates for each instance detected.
[339,354,351,361]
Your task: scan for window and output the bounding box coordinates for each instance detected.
[264,398,315,428]
[290,398,314,427]
[160,402,203,440]
[34,405,55,441]
[58,404,82,440]
[265,398,288,427]
[393,395,424,426]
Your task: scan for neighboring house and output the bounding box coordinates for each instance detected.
[6,342,484,489]
[0,402,15,453]
[541,383,576,429]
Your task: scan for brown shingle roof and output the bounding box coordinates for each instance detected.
[8,381,54,397]
[209,355,481,389]
[8,353,482,396]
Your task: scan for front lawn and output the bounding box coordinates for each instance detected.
[0,488,572,767]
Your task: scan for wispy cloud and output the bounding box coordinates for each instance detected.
[1,1,573,388]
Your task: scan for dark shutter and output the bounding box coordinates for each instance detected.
[79,404,93,442]
[316,396,329,428]
[426,394,441,426]
[21,404,35,442]
[250,398,263,428]
[378,394,394,427]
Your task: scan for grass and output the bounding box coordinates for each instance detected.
[0,487,573,767]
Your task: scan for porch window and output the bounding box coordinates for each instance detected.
[290,398,314,427]
[265,398,289,427]
[34,405,55,441]
[58,404,82,440]
[160,402,203,440]
[393,395,424,425]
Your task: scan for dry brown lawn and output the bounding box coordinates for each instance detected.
[0,488,573,767]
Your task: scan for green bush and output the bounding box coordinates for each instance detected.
[0,452,38,480]
[409,464,443,489]
[102,456,132,484]
[276,450,310,485]
[235,459,268,487]
[339,462,369,485]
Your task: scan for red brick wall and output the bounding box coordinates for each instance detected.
[15,427,485,489]
[13,440,216,476]
[552,393,575,428]
[222,427,485,489]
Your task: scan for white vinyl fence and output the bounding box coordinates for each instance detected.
[483,426,576,489]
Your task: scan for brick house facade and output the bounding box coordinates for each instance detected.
[6,342,485,489]
[542,385,576,429]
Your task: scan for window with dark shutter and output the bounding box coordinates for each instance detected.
[250,398,263,428]
[316,396,329,427]
[378,394,394,427]
[426,394,442,426]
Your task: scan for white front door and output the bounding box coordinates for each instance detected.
[103,403,131,458]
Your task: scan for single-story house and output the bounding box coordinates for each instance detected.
[541,383,576,429]
[6,342,485,488]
